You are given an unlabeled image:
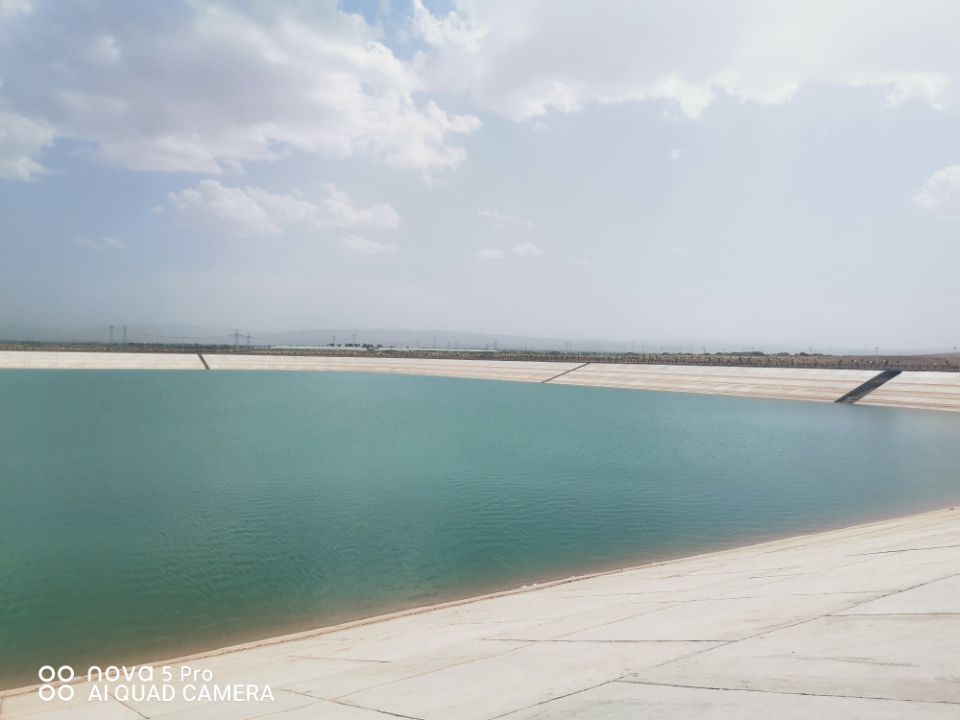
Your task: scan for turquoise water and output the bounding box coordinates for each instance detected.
[1,370,959,688]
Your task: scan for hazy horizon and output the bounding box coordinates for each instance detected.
[2,1,959,350]
[2,321,956,356]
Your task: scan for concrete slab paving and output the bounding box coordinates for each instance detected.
[482,599,685,642]
[263,700,411,720]
[558,592,882,642]
[532,566,819,601]
[336,640,719,720]
[714,550,960,598]
[124,690,320,720]
[834,573,960,614]
[501,681,960,719]
[4,507,960,719]
[0,691,145,720]
[628,612,960,704]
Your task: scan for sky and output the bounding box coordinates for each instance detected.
[1,0,958,352]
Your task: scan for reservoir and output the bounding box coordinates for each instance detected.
[1,369,959,689]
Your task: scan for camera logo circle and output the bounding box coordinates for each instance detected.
[38,665,75,702]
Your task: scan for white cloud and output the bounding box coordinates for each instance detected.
[0,110,54,180]
[149,205,165,214]
[512,243,542,258]
[319,185,402,231]
[74,235,123,251]
[339,234,397,256]
[1,4,478,178]
[478,244,542,259]
[411,0,487,53]
[478,209,534,228]
[7,1,958,186]
[88,35,120,65]
[169,180,401,237]
[669,148,685,161]
[170,182,290,236]
[414,1,960,120]
[915,166,960,217]
[0,0,31,22]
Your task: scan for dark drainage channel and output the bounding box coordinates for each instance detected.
[835,369,902,404]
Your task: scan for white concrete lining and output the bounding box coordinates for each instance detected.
[550,363,877,403]
[1,351,958,410]
[0,351,204,370]
[201,353,580,383]
[858,371,960,412]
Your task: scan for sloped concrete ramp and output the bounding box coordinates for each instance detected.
[3,507,959,719]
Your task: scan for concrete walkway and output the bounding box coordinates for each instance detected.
[3,351,959,410]
[3,507,959,719]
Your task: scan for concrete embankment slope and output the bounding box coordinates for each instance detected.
[2,351,958,410]
[0,350,205,370]
[4,507,959,719]
[201,353,581,383]
[859,371,960,412]
[547,363,879,403]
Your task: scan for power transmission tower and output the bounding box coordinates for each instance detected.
[233,329,241,347]
[109,325,114,344]
[122,326,127,344]
[246,334,251,347]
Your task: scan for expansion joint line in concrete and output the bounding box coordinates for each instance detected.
[541,362,590,384]
[197,352,210,370]
[488,679,616,720]
[616,679,960,707]
[853,543,960,556]
[281,688,425,720]
[834,368,901,404]
[330,641,538,706]
[108,690,148,719]
[594,576,902,692]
